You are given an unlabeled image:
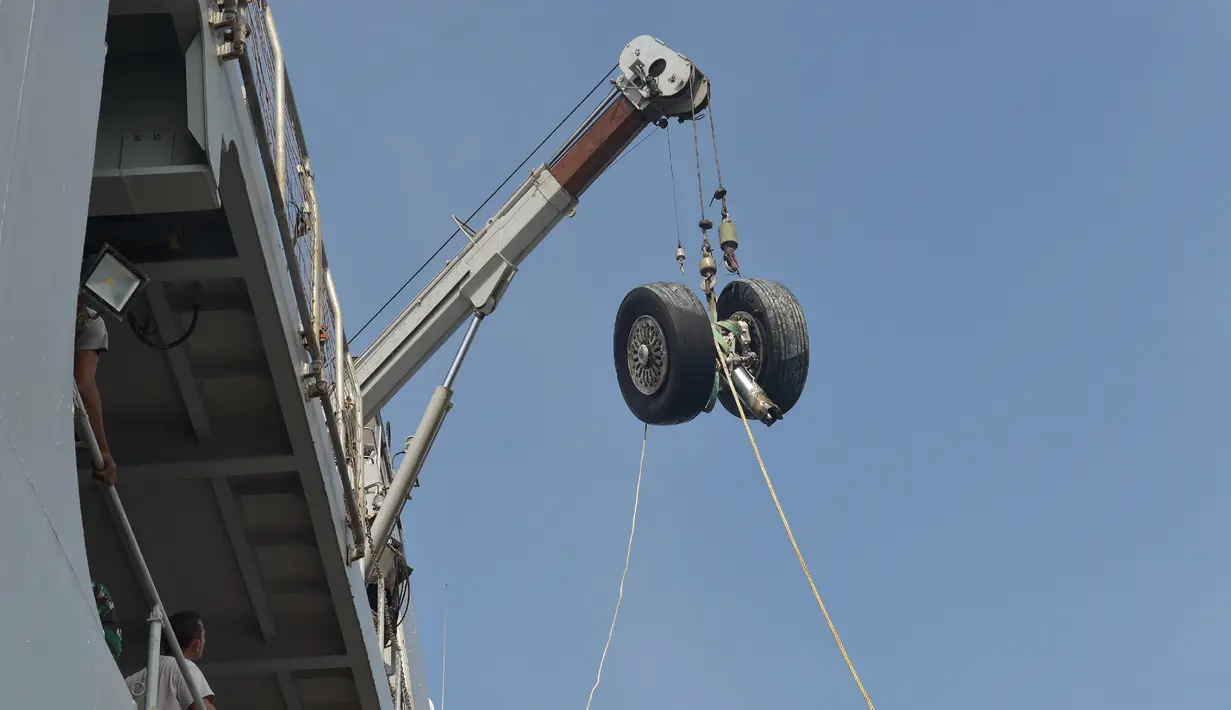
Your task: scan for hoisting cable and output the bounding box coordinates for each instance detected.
[667,125,686,274]
[584,422,649,710]
[440,591,448,710]
[689,83,711,245]
[688,75,719,308]
[606,128,658,171]
[705,91,739,275]
[707,93,726,201]
[710,327,876,710]
[348,65,619,346]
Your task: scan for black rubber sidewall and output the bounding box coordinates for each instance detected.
[716,278,810,418]
[613,284,714,425]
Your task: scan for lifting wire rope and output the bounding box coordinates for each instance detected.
[441,591,448,710]
[687,79,716,301]
[341,46,869,706]
[606,128,657,172]
[348,65,619,346]
[583,423,648,710]
[711,315,876,710]
[669,75,876,707]
[667,125,685,274]
[705,94,738,275]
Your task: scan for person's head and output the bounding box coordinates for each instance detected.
[163,611,206,660]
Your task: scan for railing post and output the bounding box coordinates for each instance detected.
[393,641,402,709]
[143,606,163,710]
[324,267,368,560]
[328,268,345,429]
[350,357,363,495]
[236,2,368,562]
[72,386,207,710]
[267,10,286,204]
[235,6,324,380]
[304,159,323,338]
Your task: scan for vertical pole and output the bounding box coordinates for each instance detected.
[327,268,364,517]
[267,9,286,205]
[307,163,323,337]
[392,640,402,709]
[144,607,163,710]
[72,388,207,710]
[377,573,387,650]
[328,268,345,433]
[397,621,415,710]
[351,357,363,494]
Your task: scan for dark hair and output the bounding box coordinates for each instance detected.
[162,611,203,654]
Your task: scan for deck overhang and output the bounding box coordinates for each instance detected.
[76,6,397,708]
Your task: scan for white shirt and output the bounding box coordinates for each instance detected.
[125,655,214,709]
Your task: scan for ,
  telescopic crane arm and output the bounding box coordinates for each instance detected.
[355,36,710,421]
[357,36,709,580]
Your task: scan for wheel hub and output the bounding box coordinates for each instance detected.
[730,312,764,378]
[627,315,668,395]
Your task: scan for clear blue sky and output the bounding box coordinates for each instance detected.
[277,2,1231,707]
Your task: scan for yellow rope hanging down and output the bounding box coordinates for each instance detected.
[584,422,649,710]
[712,335,877,710]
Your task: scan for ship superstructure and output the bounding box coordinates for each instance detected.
[0,3,783,710]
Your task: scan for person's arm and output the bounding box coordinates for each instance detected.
[188,696,216,710]
[74,349,116,486]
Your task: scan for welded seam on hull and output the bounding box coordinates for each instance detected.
[0,408,95,611]
[0,1,38,247]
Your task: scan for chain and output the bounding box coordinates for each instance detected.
[367,523,382,640]
[367,497,407,710]
[399,662,411,710]
[667,126,685,274]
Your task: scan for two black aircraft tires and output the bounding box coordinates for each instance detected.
[613,279,809,426]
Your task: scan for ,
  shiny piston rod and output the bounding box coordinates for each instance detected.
[718,319,783,426]
[730,364,782,425]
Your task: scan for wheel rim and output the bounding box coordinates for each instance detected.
[627,314,669,395]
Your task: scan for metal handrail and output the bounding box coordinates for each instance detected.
[236,0,367,560]
[230,4,421,709]
[72,386,207,710]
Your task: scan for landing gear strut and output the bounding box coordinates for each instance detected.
[613,278,809,427]
[715,278,809,423]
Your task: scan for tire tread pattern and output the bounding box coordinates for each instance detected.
[716,278,810,418]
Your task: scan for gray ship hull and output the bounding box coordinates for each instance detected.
[1,2,422,708]
[0,1,133,708]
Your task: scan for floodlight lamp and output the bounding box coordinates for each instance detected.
[80,243,148,318]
